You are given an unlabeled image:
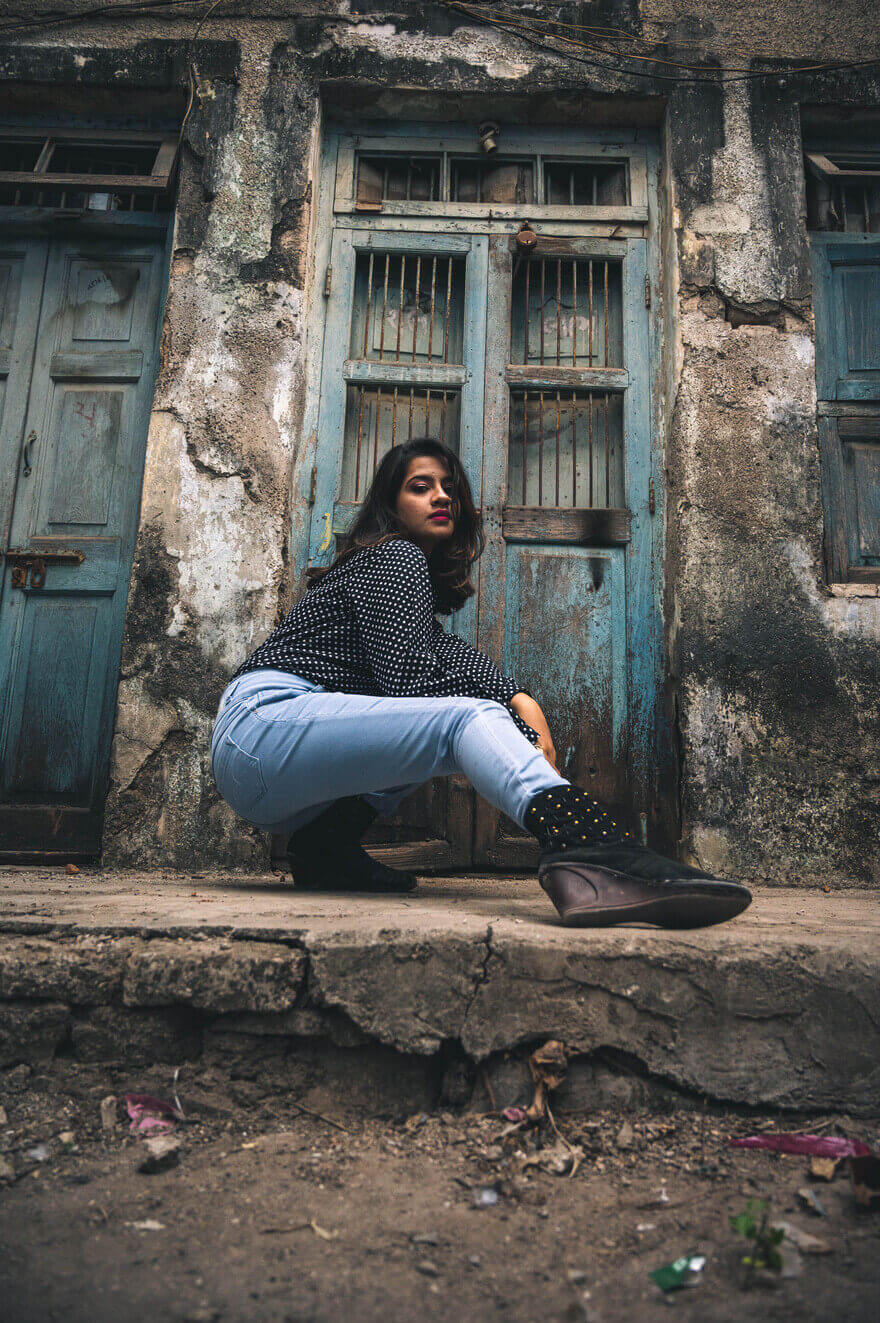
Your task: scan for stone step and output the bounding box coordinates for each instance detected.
[0,869,877,1116]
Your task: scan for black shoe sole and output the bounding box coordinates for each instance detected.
[290,865,418,894]
[539,864,751,929]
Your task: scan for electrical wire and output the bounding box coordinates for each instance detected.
[179,0,228,139]
[437,0,880,85]
[0,1,208,41]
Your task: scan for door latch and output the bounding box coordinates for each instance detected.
[11,557,45,589]
[4,547,85,590]
[22,430,37,476]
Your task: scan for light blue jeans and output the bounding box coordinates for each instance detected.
[211,668,569,835]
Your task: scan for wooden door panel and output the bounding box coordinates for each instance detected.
[474,232,654,867]
[0,593,106,800]
[0,241,48,583]
[309,229,488,868]
[478,542,627,869]
[822,245,880,399]
[811,241,880,583]
[0,234,167,858]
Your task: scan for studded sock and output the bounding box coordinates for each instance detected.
[522,785,633,853]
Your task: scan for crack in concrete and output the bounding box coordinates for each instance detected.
[461,923,494,1029]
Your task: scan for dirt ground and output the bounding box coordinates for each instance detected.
[1,1063,878,1323]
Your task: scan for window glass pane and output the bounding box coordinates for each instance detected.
[357,155,441,204]
[349,252,465,365]
[544,160,628,206]
[510,256,623,369]
[341,386,461,502]
[508,389,623,509]
[450,158,534,203]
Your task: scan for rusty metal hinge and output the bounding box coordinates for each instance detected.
[308,464,317,506]
[323,266,332,297]
[645,275,651,308]
[648,477,656,516]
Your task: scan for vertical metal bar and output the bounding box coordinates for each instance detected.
[572,260,578,366]
[571,393,577,506]
[392,385,398,450]
[537,392,543,507]
[588,392,594,507]
[373,386,381,477]
[603,261,609,367]
[569,167,575,205]
[522,392,527,505]
[428,257,437,362]
[425,388,431,438]
[363,252,374,358]
[592,170,598,205]
[841,186,848,230]
[555,390,561,506]
[538,391,545,507]
[395,255,405,361]
[382,164,388,200]
[378,254,390,361]
[588,260,594,364]
[604,391,610,504]
[408,386,414,441]
[540,260,546,365]
[865,186,870,233]
[441,389,448,444]
[555,258,562,365]
[412,256,421,361]
[355,387,365,500]
[443,257,453,363]
[524,261,531,363]
[407,162,412,201]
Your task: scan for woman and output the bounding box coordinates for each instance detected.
[212,438,750,929]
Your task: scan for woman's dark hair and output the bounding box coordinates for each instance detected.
[307,438,483,613]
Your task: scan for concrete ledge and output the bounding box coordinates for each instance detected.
[1,869,878,1113]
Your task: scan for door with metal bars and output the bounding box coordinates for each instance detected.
[305,124,662,872]
[473,234,652,868]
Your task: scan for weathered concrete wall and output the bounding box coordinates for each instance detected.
[1,3,878,882]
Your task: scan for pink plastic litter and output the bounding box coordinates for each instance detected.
[501,1107,528,1124]
[124,1093,180,1134]
[730,1133,873,1159]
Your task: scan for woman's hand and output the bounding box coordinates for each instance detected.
[510,692,558,771]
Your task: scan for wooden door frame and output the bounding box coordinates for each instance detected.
[290,121,666,869]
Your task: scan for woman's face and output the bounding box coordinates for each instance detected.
[394,454,456,556]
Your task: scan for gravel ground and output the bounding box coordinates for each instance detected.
[1,1062,878,1323]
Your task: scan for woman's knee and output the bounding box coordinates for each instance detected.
[443,696,510,753]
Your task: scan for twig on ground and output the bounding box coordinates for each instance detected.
[480,1065,497,1112]
[291,1103,349,1133]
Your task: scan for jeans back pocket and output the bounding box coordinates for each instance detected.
[222,737,268,816]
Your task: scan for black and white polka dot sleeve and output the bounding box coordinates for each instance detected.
[431,622,541,745]
[343,538,541,744]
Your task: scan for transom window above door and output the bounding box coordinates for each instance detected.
[333,125,648,223]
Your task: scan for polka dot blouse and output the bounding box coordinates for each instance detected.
[232,535,541,745]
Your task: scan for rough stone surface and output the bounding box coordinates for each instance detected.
[123,939,307,1012]
[0,6,878,887]
[0,1001,70,1067]
[0,868,877,1112]
[0,936,129,1004]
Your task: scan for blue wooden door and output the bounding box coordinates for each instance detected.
[308,227,489,867]
[0,226,168,858]
[811,237,880,583]
[474,234,656,866]
[304,125,662,871]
